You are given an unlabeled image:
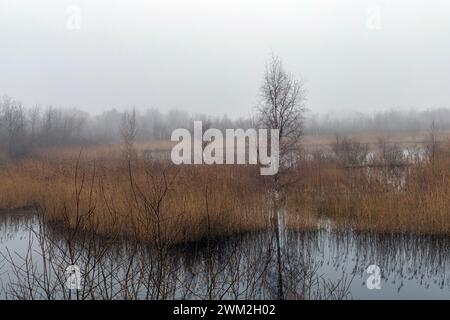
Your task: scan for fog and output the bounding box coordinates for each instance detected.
[1,0,450,117]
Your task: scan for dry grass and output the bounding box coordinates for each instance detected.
[0,146,274,244]
[287,147,450,235]
[32,141,175,160]
[3,138,450,243]
[302,130,450,147]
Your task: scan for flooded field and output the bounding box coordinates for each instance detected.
[1,211,450,300]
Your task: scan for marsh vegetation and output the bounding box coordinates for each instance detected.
[2,57,450,300]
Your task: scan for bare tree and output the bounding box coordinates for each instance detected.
[426,120,440,166]
[28,104,41,149]
[120,108,138,160]
[257,54,306,173]
[332,135,369,167]
[256,55,306,300]
[0,96,28,157]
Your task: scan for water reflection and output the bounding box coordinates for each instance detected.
[1,211,450,299]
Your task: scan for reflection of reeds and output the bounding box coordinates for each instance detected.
[1,214,352,299]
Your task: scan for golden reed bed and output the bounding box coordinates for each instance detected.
[2,143,450,243]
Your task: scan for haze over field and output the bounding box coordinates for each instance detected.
[3,1,450,302]
[1,0,450,117]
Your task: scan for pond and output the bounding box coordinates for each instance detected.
[1,210,450,299]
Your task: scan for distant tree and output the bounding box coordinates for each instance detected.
[426,120,440,166]
[28,104,41,148]
[120,108,138,160]
[0,96,28,157]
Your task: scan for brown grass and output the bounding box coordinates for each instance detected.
[3,139,450,243]
[0,147,274,244]
[287,148,450,235]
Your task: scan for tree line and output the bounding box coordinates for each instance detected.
[306,108,450,135]
[0,95,252,159]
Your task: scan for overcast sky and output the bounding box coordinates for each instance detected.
[1,0,449,118]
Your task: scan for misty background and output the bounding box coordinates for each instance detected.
[1,0,450,118]
[1,0,450,158]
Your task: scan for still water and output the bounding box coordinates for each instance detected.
[1,211,450,299]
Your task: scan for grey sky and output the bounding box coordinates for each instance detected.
[1,0,449,118]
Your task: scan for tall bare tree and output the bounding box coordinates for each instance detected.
[257,54,306,174]
[256,55,306,300]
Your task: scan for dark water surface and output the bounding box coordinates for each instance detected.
[1,211,450,299]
